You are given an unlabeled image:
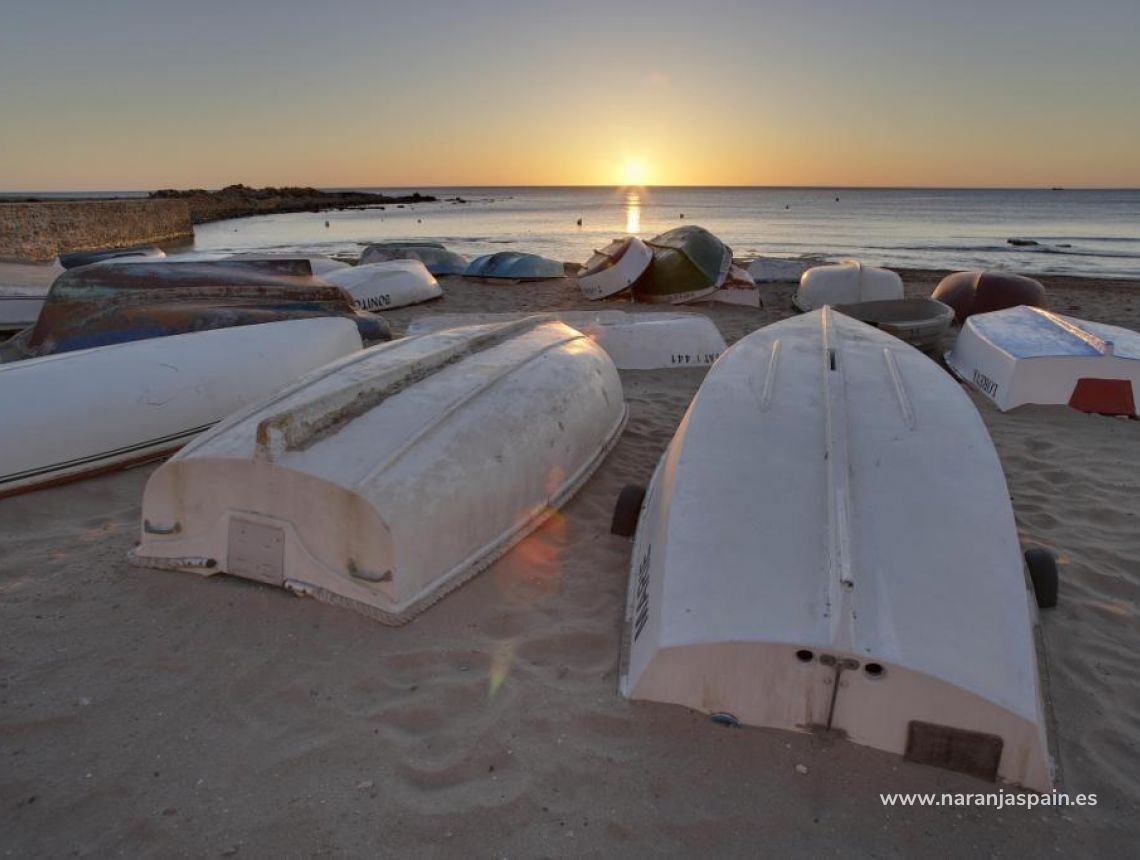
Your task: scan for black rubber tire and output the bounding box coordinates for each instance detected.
[1025,548,1059,609]
[610,484,647,537]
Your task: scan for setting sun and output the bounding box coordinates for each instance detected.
[621,159,648,186]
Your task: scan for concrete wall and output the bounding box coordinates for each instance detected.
[0,200,194,262]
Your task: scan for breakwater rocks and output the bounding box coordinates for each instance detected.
[150,184,436,224]
[0,199,193,263]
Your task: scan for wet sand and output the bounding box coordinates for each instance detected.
[1,268,1138,855]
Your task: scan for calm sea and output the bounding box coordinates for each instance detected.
[23,187,1140,278]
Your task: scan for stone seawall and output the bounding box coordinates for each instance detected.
[0,200,194,262]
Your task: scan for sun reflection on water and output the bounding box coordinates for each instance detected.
[625,190,641,234]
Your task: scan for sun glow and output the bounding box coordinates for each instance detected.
[621,159,647,186]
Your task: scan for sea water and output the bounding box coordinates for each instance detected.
[94,187,1140,279]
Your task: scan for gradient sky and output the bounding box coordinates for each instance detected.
[2,0,1139,190]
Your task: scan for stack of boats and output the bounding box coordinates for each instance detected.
[0,250,445,497]
[577,226,761,307]
[791,261,954,352]
[0,257,389,361]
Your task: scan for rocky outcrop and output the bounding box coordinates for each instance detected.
[0,200,193,263]
[150,184,436,225]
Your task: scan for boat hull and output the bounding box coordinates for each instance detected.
[131,318,627,624]
[933,271,1046,324]
[621,308,1051,791]
[58,245,165,269]
[0,318,363,498]
[946,306,1140,414]
[323,260,443,311]
[795,262,903,312]
[579,237,653,300]
[1,260,388,360]
[834,298,954,352]
[464,252,565,281]
[634,226,731,305]
[407,310,726,369]
[360,243,468,276]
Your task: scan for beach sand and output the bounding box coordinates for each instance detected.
[1,269,1138,855]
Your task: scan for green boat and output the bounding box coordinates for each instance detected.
[633,226,732,304]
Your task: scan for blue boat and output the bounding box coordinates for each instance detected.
[464,252,565,281]
[360,242,468,276]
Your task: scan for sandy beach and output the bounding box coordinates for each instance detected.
[1,267,1138,856]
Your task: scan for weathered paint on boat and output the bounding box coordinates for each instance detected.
[834,298,954,352]
[946,305,1140,415]
[360,243,469,276]
[794,261,903,312]
[633,226,732,305]
[578,237,653,300]
[464,252,566,281]
[130,318,628,624]
[407,310,727,369]
[223,254,351,276]
[622,308,1052,791]
[0,318,362,498]
[58,245,165,269]
[0,260,389,361]
[323,260,443,311]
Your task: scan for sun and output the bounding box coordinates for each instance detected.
[621,159,647,186]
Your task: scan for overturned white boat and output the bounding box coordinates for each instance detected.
[619,308,1053,791]
[946,306,1140,415]
[130,318,628,624]
[0,290,46,334]
[0,318,362,498]
[322,260,443,312]
[407,310,726,370]
[794,261,903,312]
[578,237,653,300]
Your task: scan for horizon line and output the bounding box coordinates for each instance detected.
[3,183,1139,195]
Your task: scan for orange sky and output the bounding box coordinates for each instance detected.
[2,1,1139,190]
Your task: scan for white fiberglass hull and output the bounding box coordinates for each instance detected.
[946,306,1140,415]
[131,318,627,624]
[323,260,443,311]
[621,308,1051,791]
[578,237,653,300]
[795,261,903,312]
[0,318,363,497]
[406,311,727,369]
